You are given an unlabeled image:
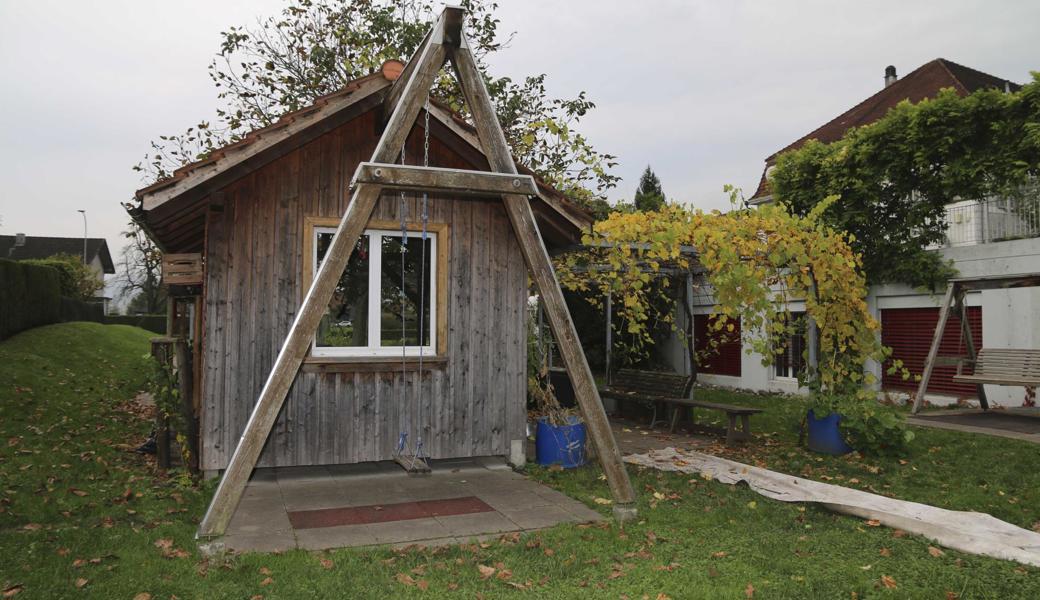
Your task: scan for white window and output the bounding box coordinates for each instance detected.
[312,227,436,357]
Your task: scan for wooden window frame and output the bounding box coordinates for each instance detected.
[301,216,449,361]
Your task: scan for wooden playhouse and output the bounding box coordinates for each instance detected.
[130,7,635,538]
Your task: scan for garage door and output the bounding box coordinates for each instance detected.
[881,307,982,397]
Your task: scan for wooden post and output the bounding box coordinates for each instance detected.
[150,337,174,470]
[196,17,450,539]
[175,338,199,474]
[912,283,956,414]
[450,40,638,518]
[956,289,988,409]
[605,291,612,386]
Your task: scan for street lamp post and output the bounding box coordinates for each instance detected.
[77,210,87,265]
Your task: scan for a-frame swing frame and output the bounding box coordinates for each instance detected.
[197,6,637,539]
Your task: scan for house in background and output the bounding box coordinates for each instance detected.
[1,233,116,313]
[670,59,1040,408]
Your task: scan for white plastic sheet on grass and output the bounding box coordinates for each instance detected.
[625,447,1040,567]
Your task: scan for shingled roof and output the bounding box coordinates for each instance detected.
[750,58,1020,202]
[0,235,115,273]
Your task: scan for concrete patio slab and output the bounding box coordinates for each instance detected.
[217,456,604,553]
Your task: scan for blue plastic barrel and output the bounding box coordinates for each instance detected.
[535,416,587,468]
[807,409,854,455]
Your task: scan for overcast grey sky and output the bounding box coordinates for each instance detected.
[1,0,1037,294]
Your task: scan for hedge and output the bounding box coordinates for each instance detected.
[60,296,106,323]
[105,314,167,334]
[0,259,62,339]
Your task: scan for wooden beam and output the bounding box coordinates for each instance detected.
[956,290,988,409]
[197,13,450,539]
[912,283,956,414]
[381,9,456,123]
[351,162,539,197]
[449,40,638,519]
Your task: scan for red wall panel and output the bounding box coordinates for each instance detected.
[881,307,982,397]
[694,314,742,377]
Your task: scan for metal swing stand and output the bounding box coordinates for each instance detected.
[196,6,637,540]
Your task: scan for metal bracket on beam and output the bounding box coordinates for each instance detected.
[351,162,539,197]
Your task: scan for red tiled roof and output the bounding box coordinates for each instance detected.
[750,58,1019,201]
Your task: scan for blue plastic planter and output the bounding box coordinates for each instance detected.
[535,416,587,468]
[807,409,854,455]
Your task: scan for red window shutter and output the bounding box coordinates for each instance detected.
[694,314,742,377]
[881,307,982,397]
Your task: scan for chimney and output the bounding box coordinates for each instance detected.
[884,65,898,88]
[14,233,25,247]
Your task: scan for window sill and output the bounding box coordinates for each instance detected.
[301,355,448,373]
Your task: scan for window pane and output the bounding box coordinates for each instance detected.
[315,232,369,348]
[379,233,432,347]
[774,311,807,378]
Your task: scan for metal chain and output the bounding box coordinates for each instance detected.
[413,91,432,466]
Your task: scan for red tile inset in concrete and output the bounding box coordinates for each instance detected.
[288,496,494,530]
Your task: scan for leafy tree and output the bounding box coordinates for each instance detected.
[632,166,666,212]
[770,73,1040,289]
[22,254,102,301]
[136,0,619,213]
[117,222,165,314]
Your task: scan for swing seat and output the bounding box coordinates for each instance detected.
[952,349,1040,387]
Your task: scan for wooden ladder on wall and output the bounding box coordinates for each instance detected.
[196,6,637,539]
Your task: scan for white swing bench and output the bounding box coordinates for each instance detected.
[952,349,1040,387]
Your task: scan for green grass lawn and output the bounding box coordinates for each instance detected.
[685,387,1040,531]
[1,323,1038,599]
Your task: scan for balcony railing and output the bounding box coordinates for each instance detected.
[942,193,1040,247]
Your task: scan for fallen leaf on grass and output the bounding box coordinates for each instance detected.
[892,529,908,538]
[593,497,612,505]
[880,575,897,589]
[260,577,273,586]
[22,524,41,531]
[69,488,88,497]
[395,573,416,586]
[945,593,958,600]
[258,567,271,576]
[711,551,727,559]
[496,569,513,581]
[74,579,88,589]
[318,558,333,570]
[745,582,755,598]
[657,594,671,600]
[477,564,496,579]
[3,584,24,598]
[928,546,945,558]
[865,519,881,527]
[879,548,891,557]
[133,593,151,600]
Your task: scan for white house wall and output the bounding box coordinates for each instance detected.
[683,237,1040,406]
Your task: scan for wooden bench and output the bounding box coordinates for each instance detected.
[952,348,1040,387]
[599,369,762,446]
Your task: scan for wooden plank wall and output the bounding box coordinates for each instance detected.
[200,108,527,471]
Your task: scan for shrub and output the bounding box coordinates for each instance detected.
[810,392,914,456]
[0,259,61,339]
[22,253,102,301]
